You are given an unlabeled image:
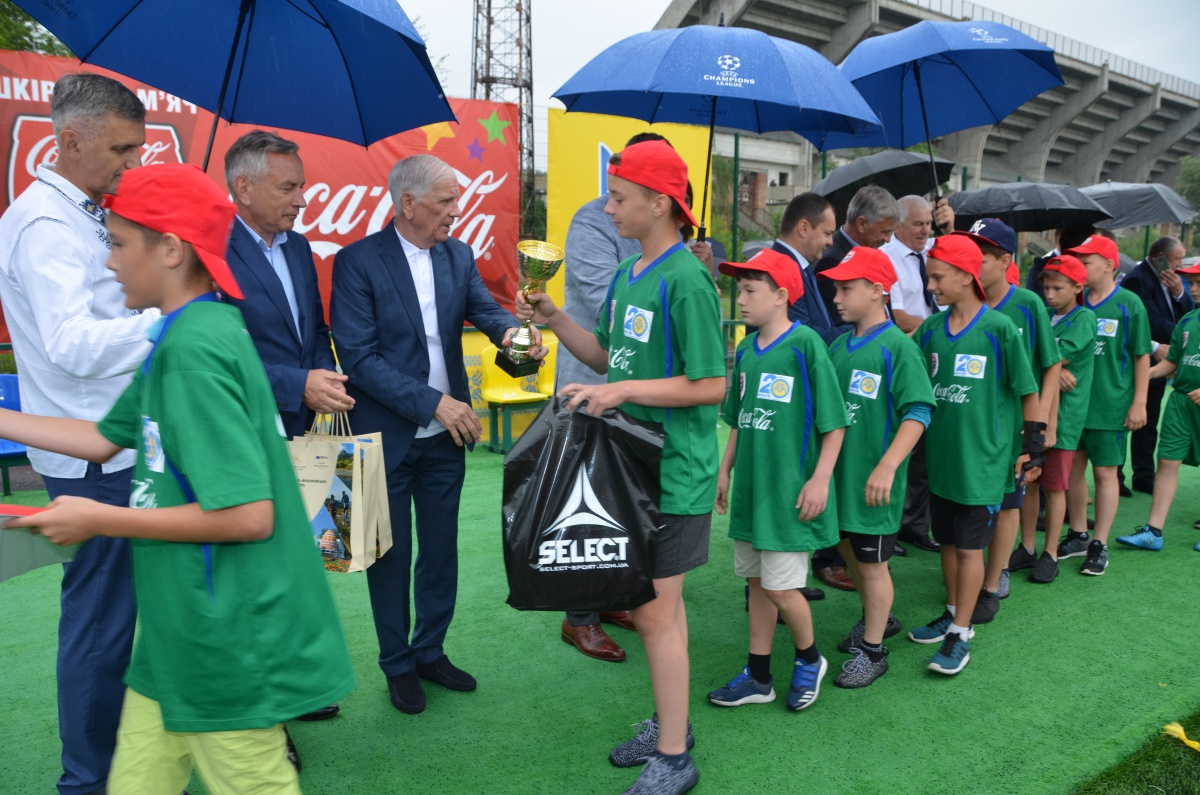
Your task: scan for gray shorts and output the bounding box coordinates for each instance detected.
[652,513,712,578]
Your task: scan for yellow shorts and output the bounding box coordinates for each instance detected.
[107,689,301,795]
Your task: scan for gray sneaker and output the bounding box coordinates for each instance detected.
[621,754,699,795]
[1057,531,1091,559]
[1079,540,1109,576]
[997,569,1011,599]
[834,647,889,689]
[609,715,695,768]
[1007,545,1038,571]
[836,614,903,653]
[972,589,1000,624]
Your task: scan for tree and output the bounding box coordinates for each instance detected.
[1176,156,1200,212]
[0,2,71,56]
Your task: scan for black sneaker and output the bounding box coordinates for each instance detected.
[971,589,1000,624]
[621,753,699,795]
[1007,545,1038,571]
[1057,531,1091,559]
[609,715,696,768]
[1028,551,1059,583]
[1080,540,1109,576]
[834,646,889,688]
[836,614,903,653]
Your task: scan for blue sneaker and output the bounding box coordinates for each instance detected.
[707,667,775,707]
[1116,526,1163,551]
[1194,540,1200,552]
[927,633,970,675]
[908,611,975,645]
[786,656,827,710]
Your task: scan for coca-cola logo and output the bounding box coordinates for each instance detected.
[7,115,183,203]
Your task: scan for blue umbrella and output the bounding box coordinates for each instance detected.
[821,20,1063,202]
[12,0,455,168]
[553,23,882,239]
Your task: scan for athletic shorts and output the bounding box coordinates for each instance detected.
[1001,471,1026,510]
[839,530,898,564]
[1157,390,1200,466]
[1040,448,1075,491]
[733,541,809,590]
[107,689,300,795]
[652,513,712,578]
[1079,428,1127,468]
[929,494,1000,550]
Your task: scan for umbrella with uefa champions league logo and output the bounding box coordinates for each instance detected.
[553,20,883,242]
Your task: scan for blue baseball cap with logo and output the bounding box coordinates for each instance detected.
[962,217,1017,256]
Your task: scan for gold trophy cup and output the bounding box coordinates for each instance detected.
[496,240,565,378]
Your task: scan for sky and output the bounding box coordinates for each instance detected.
[401,0,1200,108]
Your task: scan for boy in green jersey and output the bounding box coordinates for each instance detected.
[519,140,725,795]
[1018,256,1097,583]
[821,247,934,689]
[2,164,354,794]
[1117,260,1200,553]
[963,219,1061,621]
[907,234,1041,675]
[706,249,847,711]
[1063,235,1151,576]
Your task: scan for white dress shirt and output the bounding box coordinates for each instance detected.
[396,229,449,438]
[881,236,937,319]
[774,238,809,269]
[236,215,301,338]
[0,164,159,477]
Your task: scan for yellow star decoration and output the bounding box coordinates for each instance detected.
[478,111,511,145]
[421,122,456,151]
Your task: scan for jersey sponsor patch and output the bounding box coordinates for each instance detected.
[757,373,794,403]
[142,416,165,473]
[848,369,881,400]
[1097,318,1119,338]
[739,371,746,399]
[623,305,654,342]
[954,354,987,379]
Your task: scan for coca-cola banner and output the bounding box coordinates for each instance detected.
[0,50,519,343]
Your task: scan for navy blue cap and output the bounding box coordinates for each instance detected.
[963,218,1017,256]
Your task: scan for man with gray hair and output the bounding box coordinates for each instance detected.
[331,154,534,715]
[881,195,942,333]
[0,72,150,795]
[812,185,901,322]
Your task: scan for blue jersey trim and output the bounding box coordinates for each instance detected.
[791,346,814,477]
[846,320,894,353]
[627,242,685,286]
[1084,285,1120,311]
[994,285,1015,311]
[881,344,895,455]
[983,329,1003,440]
[943,304,988,342]
[754,321,800,356]
[1119,303,1130,379]
[659,277,673,379]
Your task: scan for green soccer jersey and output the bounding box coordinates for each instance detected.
[1167,308,1200,393]
[828,322,935,534]
[721,322,849,551]
[1049,305,1097,451]
[97,299,355,733]
[1084,286,1152,430]
[595,243,725,515]
[916,305,1038,506]
[993,285,1062,462]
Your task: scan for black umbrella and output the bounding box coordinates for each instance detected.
[1080,182,1199,229]
[813,150,955,224]
[949,182,1111,232]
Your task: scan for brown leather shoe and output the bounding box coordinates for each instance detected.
[599,610,636,632]
[561,621,626,662]
[815,565,857,591]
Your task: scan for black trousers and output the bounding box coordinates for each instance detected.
[1130,377,1166,486]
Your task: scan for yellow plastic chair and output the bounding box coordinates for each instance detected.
[480,341,557,453]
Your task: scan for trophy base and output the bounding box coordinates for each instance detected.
[495,349,541,379]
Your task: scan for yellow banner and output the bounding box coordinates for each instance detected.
[544,109,713,303]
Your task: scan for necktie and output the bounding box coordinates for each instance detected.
[916,252,936,312]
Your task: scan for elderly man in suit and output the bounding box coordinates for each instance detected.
[1121,235,1194,493]
[331,154,536,715]
[223,130,351,732]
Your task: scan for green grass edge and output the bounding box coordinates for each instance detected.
[1074,708,1200,794]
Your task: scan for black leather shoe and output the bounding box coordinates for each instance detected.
[284,725,302,772]
[296,704,340,721]
[1118,482,1133,498]
[387,671,426,714]
[893,541,907,557]
[1131,480,1154,495]
[898,530,940,552]
[416,655,477,691]
[799,586,825,601]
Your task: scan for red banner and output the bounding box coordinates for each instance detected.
[0,50,520,343]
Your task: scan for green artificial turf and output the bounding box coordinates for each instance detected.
[1075,708,1200,795]
[2,435,1199,794]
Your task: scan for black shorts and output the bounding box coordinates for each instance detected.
[839,531,898,564]
[652,513,712,578]
[930,495,999,550]
[1000,472,1026,510]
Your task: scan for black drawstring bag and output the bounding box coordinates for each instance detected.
[502,397,663,612]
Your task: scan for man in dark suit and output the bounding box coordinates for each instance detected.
[223,131,354,438]
[769,192,850,345]
[331,154,534,715]
[1120,235,1193,493]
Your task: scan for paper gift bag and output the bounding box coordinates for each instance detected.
[289,414,392,572]
[1,505,77,583]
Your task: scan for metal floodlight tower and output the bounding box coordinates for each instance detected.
[471,0,536,234]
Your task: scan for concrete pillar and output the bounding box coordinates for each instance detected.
[1005,65,1109,183]
[1060,84,1161,187]
[822,0,880,64]
[939,126,992,191]
[1110,104,1200,183]
[654,0,752,28]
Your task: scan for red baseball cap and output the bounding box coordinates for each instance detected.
[818,246,897,294]
[608,140,699,229]
[104,163,242,300]
[1178,260,1200,276]
[927,232,985,298]
[718,249,804,304]
[1042,254,1087,304]
[1005,262,1020,286]
[1065,234,1119,266]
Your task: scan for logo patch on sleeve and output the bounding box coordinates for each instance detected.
[757,373,794,403]
[1097,318,1119,338]
[848,369,881,399]
[739,371,746,398]
[142,417,165,473]
[953,354,987,379]
[623,305,654,342]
